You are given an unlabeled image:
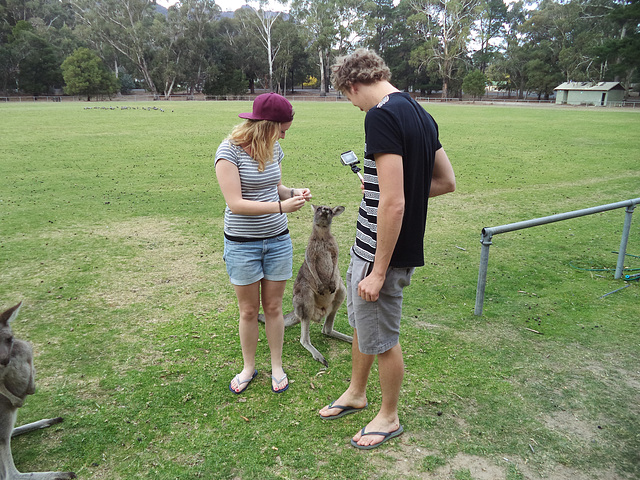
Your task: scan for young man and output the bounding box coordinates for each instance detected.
[318,49,456,449]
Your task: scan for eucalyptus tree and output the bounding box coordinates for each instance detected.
[408,0,480,98]
[151,0,221,97]
[335,0,365,52]
[235,2,283,91]
[594,0,639,90]
[2,19,62,94]
[2,0,47,23]
[149,11,183,97]
[0,0,76,94]
[360,0,397,54]
[472,0,508,72]
[522,0,581,82]
[178,0,220,93]
[291,0,341,95]
[71,0,161,93]
[271,17,309,93]
[200,15,246,95]
[360,0,434,92]
[217,12,266,93]
[1,0,76,32]
[487,0,528,98]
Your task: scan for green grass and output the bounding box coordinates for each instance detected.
[0,100,639,479]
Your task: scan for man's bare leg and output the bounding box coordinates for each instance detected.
[319,329,372,417]
[351,342,404,447]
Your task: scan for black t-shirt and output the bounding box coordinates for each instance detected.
[353,92,442,268]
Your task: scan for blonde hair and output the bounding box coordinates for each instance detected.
[228,120,281,171]
[331,48,391,94]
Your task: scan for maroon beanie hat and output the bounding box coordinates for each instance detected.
[239,92,294,123]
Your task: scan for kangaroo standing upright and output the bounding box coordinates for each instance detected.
[0,302,75,480]
[287,205,352,366]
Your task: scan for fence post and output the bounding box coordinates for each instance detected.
[615,204,636,279]
[474,231,493,316]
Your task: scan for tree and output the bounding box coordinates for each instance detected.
[3,20,63,95]
[203,62,247,96]
[525,58,563,100]
[595,0,640,93]
[291,0,341,95]
[237,4,282,92]
[488,0,529,98]
[361,0,398,54]
[216,14,264,93]
[154,0,221,97]
[409,0,480,99]
[472,0,508,72]
[71,0,160,93]
[17,33,62,94]
[272,17,309,93]
[61,47,118,100]
[119,72,135,94]
[462,69,487,99]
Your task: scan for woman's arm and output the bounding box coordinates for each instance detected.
[216,160,308,215]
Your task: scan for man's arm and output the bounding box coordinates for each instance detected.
[357,153,405,302]
[429,147,456,197]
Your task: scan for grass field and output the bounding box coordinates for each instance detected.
[0,100,639,480]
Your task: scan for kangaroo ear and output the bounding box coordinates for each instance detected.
[332,206,345,216]
[311,204,318,212]
[1,302,22,327]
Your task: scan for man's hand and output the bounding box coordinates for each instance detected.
[358,271,385,302]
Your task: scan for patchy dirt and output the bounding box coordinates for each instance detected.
[89,217,232,317]
[381,445,508,479]
[517,462,627,480]
[375,442,629,480]
[543,410,599,444]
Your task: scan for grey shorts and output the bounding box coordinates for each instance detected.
[346,248,415,355]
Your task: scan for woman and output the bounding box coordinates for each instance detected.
[215,93,311,394]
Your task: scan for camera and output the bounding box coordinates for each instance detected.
[340,150,359,166]
[340,150,364,184]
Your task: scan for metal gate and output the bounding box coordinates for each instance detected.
[474,197,640,316]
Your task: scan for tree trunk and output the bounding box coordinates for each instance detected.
[319,49,326,97]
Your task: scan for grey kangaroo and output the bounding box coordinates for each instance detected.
[286,205,352,366]
[0,302,76,480]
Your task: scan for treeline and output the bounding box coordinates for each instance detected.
[1,0,638,100]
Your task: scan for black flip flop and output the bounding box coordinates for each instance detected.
[319,401,368,420]
[351,425,404,450]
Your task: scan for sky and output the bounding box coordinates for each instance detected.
[156,0,288,13]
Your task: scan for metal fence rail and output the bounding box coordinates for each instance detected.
[474,197,640,316]
[2,95,639,107]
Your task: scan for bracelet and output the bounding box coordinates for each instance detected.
[291,188,294,198]
[278,200,283,214]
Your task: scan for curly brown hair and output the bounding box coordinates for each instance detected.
[330,49,391,94]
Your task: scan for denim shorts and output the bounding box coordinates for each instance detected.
[223,233,293,286]
[346,248,415,355]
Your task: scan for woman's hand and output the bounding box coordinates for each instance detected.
[281,195,308,213]
[292,188,312,201]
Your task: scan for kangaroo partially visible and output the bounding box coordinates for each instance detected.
[0,302,76,480]
[287,205,352,366]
